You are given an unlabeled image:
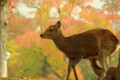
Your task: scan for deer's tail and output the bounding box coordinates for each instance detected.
[89,58,104,77]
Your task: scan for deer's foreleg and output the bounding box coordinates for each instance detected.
[66,60,72,80]
[73,66,78,80]
[66,59,80,80]
[72,58,81,80]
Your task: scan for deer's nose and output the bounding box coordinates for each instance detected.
[40,34,45,38]
[40,34,44,38]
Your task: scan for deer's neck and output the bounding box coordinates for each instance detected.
[53,31,66,51]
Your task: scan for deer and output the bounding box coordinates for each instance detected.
[40,21,118,80]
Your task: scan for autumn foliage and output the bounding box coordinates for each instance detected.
[7,0,120,80]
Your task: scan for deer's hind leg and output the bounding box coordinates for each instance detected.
[98,56,108,80]
[98,50,110,80]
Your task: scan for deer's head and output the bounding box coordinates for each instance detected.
[40,21,61,39]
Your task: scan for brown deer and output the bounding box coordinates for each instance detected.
[89,58,117,80]
[40,21,118,80]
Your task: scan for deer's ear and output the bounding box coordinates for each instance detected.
[56,21,61,28]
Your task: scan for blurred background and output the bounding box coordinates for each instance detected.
[7,0,120,80]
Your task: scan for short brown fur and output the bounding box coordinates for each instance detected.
[40,21,118,80]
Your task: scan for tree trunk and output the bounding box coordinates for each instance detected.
[0,0,8,78]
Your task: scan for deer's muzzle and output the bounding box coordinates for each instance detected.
[40,34,45,38]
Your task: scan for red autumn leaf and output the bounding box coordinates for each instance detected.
[8,1,15,14]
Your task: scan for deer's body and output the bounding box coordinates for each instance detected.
[53,29,118,60]
[40,21,118,80]
[53,32,98,60]
[90,58,117,80]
